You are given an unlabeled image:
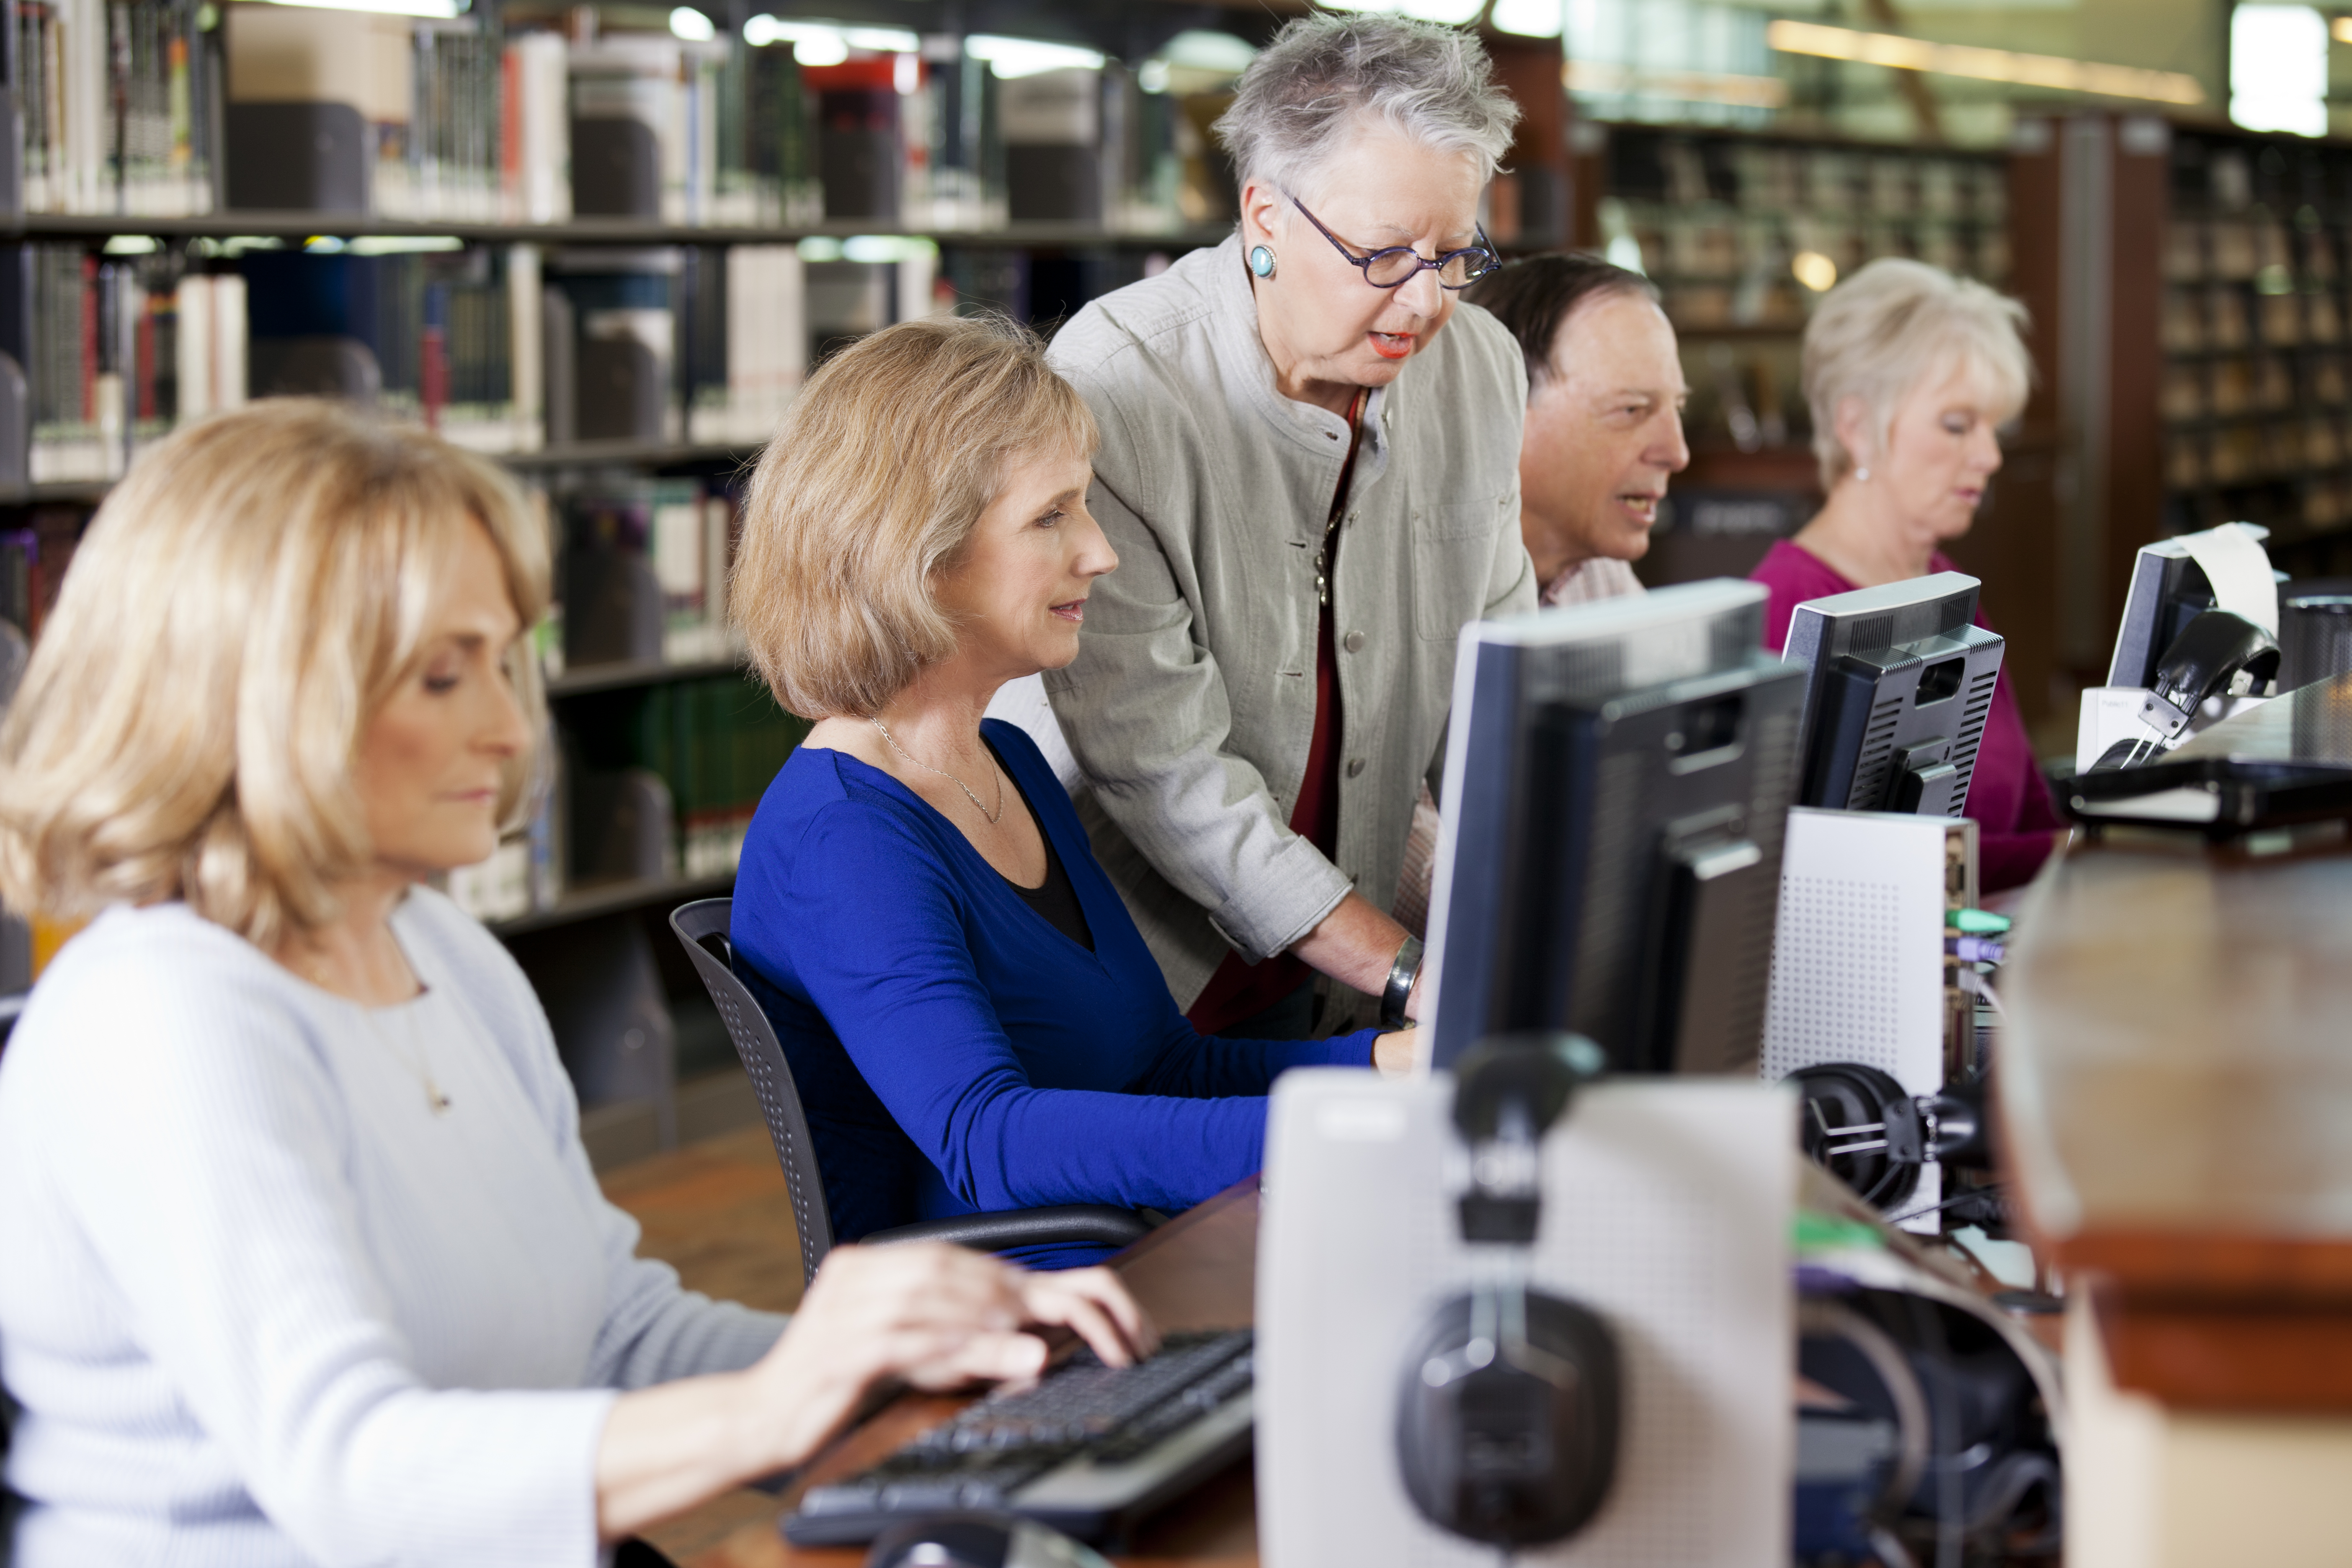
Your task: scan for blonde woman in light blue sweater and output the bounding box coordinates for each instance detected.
[0,401,1148,1568]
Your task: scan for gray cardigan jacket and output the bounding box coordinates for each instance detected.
[1044,235,1536,1010]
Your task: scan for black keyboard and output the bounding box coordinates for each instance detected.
[784,1328,1255,1547]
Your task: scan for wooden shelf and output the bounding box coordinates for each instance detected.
[1669,321,1808,339]
[545,656,749,699]
[2165,411,2347,430]
[487,870,734,939]
[0,480,114,505]
[503,439,760,472]
[1,440,769,510]
[2160,344,2351,360]
[0,212,1234,250]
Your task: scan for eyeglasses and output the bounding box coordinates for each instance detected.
[1283,190,1500,291]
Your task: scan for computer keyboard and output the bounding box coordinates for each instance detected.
[784,1327,1255,1547]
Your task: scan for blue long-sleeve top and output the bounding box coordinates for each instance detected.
[731,720,1377,1267]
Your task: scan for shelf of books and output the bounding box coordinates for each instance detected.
[2151,126,2352,574]
[0,0,1264,493]
[0,0,1281,1156]
[1591,121,2014,587]
[0,3,1581,1160]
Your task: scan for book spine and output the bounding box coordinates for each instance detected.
[508,242,541,450]
[211,267,242,410]
[176,268,209,420]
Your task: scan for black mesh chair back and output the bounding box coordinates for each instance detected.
[669,898,1157,1285]
[1,1379,17,1567]
[668,898,835,1284]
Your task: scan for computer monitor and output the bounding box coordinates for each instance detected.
[1784,571,2004,818]
[2106,524,2272,691]
[1421,579,1807,1077]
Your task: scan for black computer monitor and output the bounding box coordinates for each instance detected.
[2105,525,2272,691]
[1783,571,2004,817]
[1421,580,1807,1076]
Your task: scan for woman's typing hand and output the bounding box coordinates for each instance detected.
[595,1242,1156,1540]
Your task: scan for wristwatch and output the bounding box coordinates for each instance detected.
[1381,935,1424,1029]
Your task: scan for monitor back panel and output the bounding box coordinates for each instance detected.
[1257,1070,1794,1568]
[1801,625,2004,816]
[1427,644,1805,1076]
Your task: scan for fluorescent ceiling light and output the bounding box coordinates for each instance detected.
[742,15,911,60]
[1565,59,1786,108]
[349,235,466,254]
[1318,0,1484,25]
[843,235,938,263]
[1397,0,1484,24]
[668,5,713,41]
[248,0,462,17]
[2337,15,2352,43]
[1158,28,1256,74]
[1491,0,1561,39]
[1766,19,2205,106]
[965,34,1104,77]
[2232,5,2326,137]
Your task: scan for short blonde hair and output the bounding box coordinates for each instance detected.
[0,400,551,950]
[733,315,1097,719]
[1803,258,2032,491]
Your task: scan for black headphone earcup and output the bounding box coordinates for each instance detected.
[1394,1288,1622,1547]
[1788,1061,1925,1212]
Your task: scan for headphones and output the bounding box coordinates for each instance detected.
[1788,1063,1989,1215]
[1395,1034,1621,1548]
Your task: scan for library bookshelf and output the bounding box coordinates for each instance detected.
[0,209,1201,1165]
[0,0,1576,1162]
[1573,120,2064,735]
[2005,111,2352,742]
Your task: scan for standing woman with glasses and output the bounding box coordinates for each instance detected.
[1009,14,1533,1041]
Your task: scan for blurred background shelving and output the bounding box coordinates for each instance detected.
[3,0,2347,1164]
[0,0,1584,1163]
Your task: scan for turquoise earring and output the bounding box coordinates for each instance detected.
[1248,244,1277,279]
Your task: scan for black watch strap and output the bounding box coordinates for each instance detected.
[1381,935,1424,1029]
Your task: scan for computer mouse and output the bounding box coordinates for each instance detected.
[1395,1286,1622,1547]
[862,1512,1114,1568]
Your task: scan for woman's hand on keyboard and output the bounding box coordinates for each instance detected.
[758,1245,1155,1448]
[594,1243,1155,1539]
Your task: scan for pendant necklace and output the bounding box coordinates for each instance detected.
[302,942,452,1115]
[870,716,1005,824]
[380,1013,454,1117]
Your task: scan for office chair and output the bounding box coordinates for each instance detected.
[668,899,1156,1285]
[2,1380,16,1567]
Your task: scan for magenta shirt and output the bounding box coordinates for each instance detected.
[1749,539,2062,893]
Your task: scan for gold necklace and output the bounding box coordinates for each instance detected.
[869,716,1005,824]
[380,1018,454,1116]
[299,940,451,1115]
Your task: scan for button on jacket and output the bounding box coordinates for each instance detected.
[1044,235,1536,1010]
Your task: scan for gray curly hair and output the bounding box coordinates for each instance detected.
[1212,14,1521,208]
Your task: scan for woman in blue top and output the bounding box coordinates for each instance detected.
[729,316,1414,1265]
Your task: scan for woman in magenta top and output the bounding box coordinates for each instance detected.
[1750,259,2064,893]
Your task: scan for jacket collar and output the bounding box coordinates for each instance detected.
[1198,232,1400,480]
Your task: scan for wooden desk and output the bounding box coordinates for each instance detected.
[2000,823,2352,1408]
[658,1183,1264,1568]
